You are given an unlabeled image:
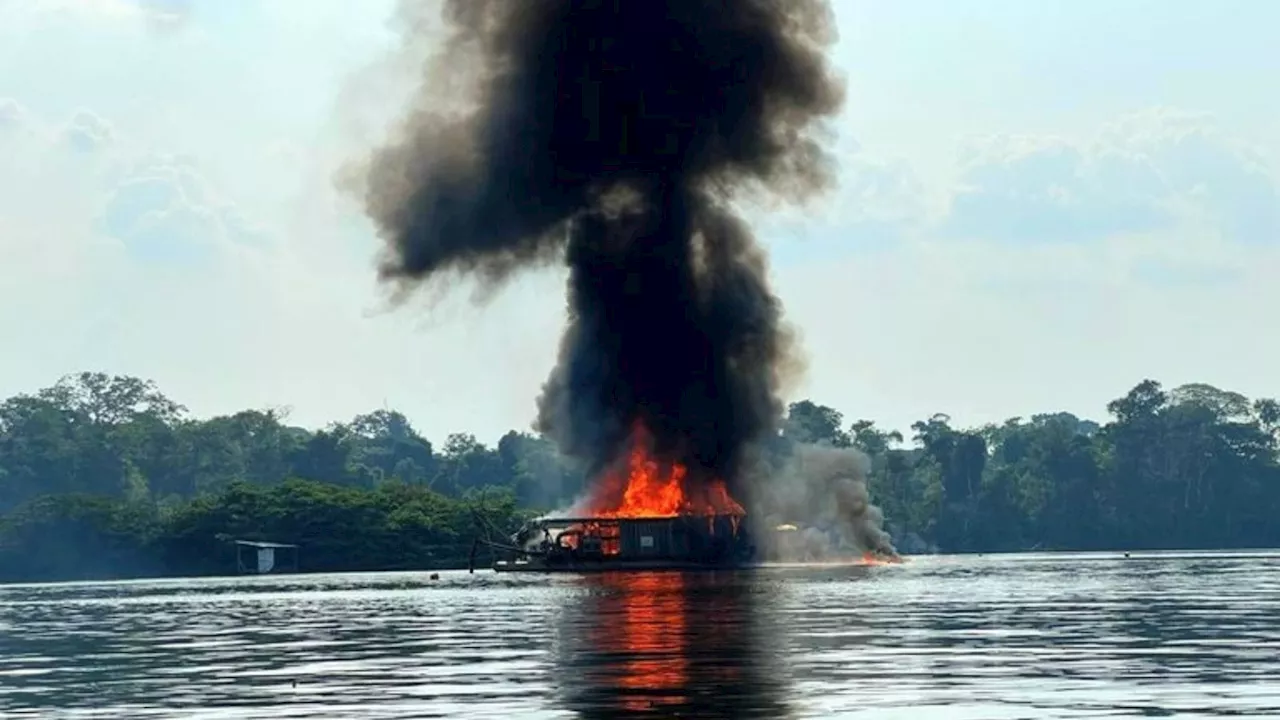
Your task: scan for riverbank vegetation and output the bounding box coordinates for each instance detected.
[2,372,1277,582]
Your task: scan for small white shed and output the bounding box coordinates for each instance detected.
[234,540,300,574]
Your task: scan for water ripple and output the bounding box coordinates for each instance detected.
[1,552,1277,718]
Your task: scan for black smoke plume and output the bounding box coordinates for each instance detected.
[357,0,844,496]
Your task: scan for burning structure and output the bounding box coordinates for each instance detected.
[484,424,757,571]
[354,0,852,569]
[498,515,753,571]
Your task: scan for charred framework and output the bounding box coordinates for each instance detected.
[359,0,845,522]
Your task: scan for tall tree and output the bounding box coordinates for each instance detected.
[784,401,852,447]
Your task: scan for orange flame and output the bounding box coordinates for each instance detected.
[860,551,904,566]
[586,422,745,519]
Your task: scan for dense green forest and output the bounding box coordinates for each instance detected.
[1,372,1278,582]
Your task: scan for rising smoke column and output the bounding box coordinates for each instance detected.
[357,0,844,497]
[756,443,898,559]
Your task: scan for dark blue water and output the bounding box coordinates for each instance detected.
[1,552,1278,718]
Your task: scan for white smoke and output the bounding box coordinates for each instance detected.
[750,442,898,561]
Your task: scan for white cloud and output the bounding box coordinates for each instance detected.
[943,108,1280,246]
[767,107,1280,433]
[97,154,266,266]
[0,103,281,402]
[60,108,114,153]
[0,98,30,128]
[18,0,188,26]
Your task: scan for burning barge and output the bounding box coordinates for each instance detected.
[485,512,756,572]
[468,422,760,572]
[462,423,906,572]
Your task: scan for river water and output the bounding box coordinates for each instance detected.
[1,552,1278,719]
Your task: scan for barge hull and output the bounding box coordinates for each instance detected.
[494,558,760,573]
[492,514,755,572]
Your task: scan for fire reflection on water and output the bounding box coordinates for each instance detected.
[555,571,789,719]
[606,573,689,711]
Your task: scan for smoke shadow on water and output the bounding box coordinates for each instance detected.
[551,571,791,719]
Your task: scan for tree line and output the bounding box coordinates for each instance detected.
[1,372,1277,582]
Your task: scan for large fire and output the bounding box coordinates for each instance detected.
[585,423,746,519]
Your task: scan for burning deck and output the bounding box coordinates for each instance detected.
[490,514,755,572]
[473,420,758,573]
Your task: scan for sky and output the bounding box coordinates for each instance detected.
[1,0,1278,444]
